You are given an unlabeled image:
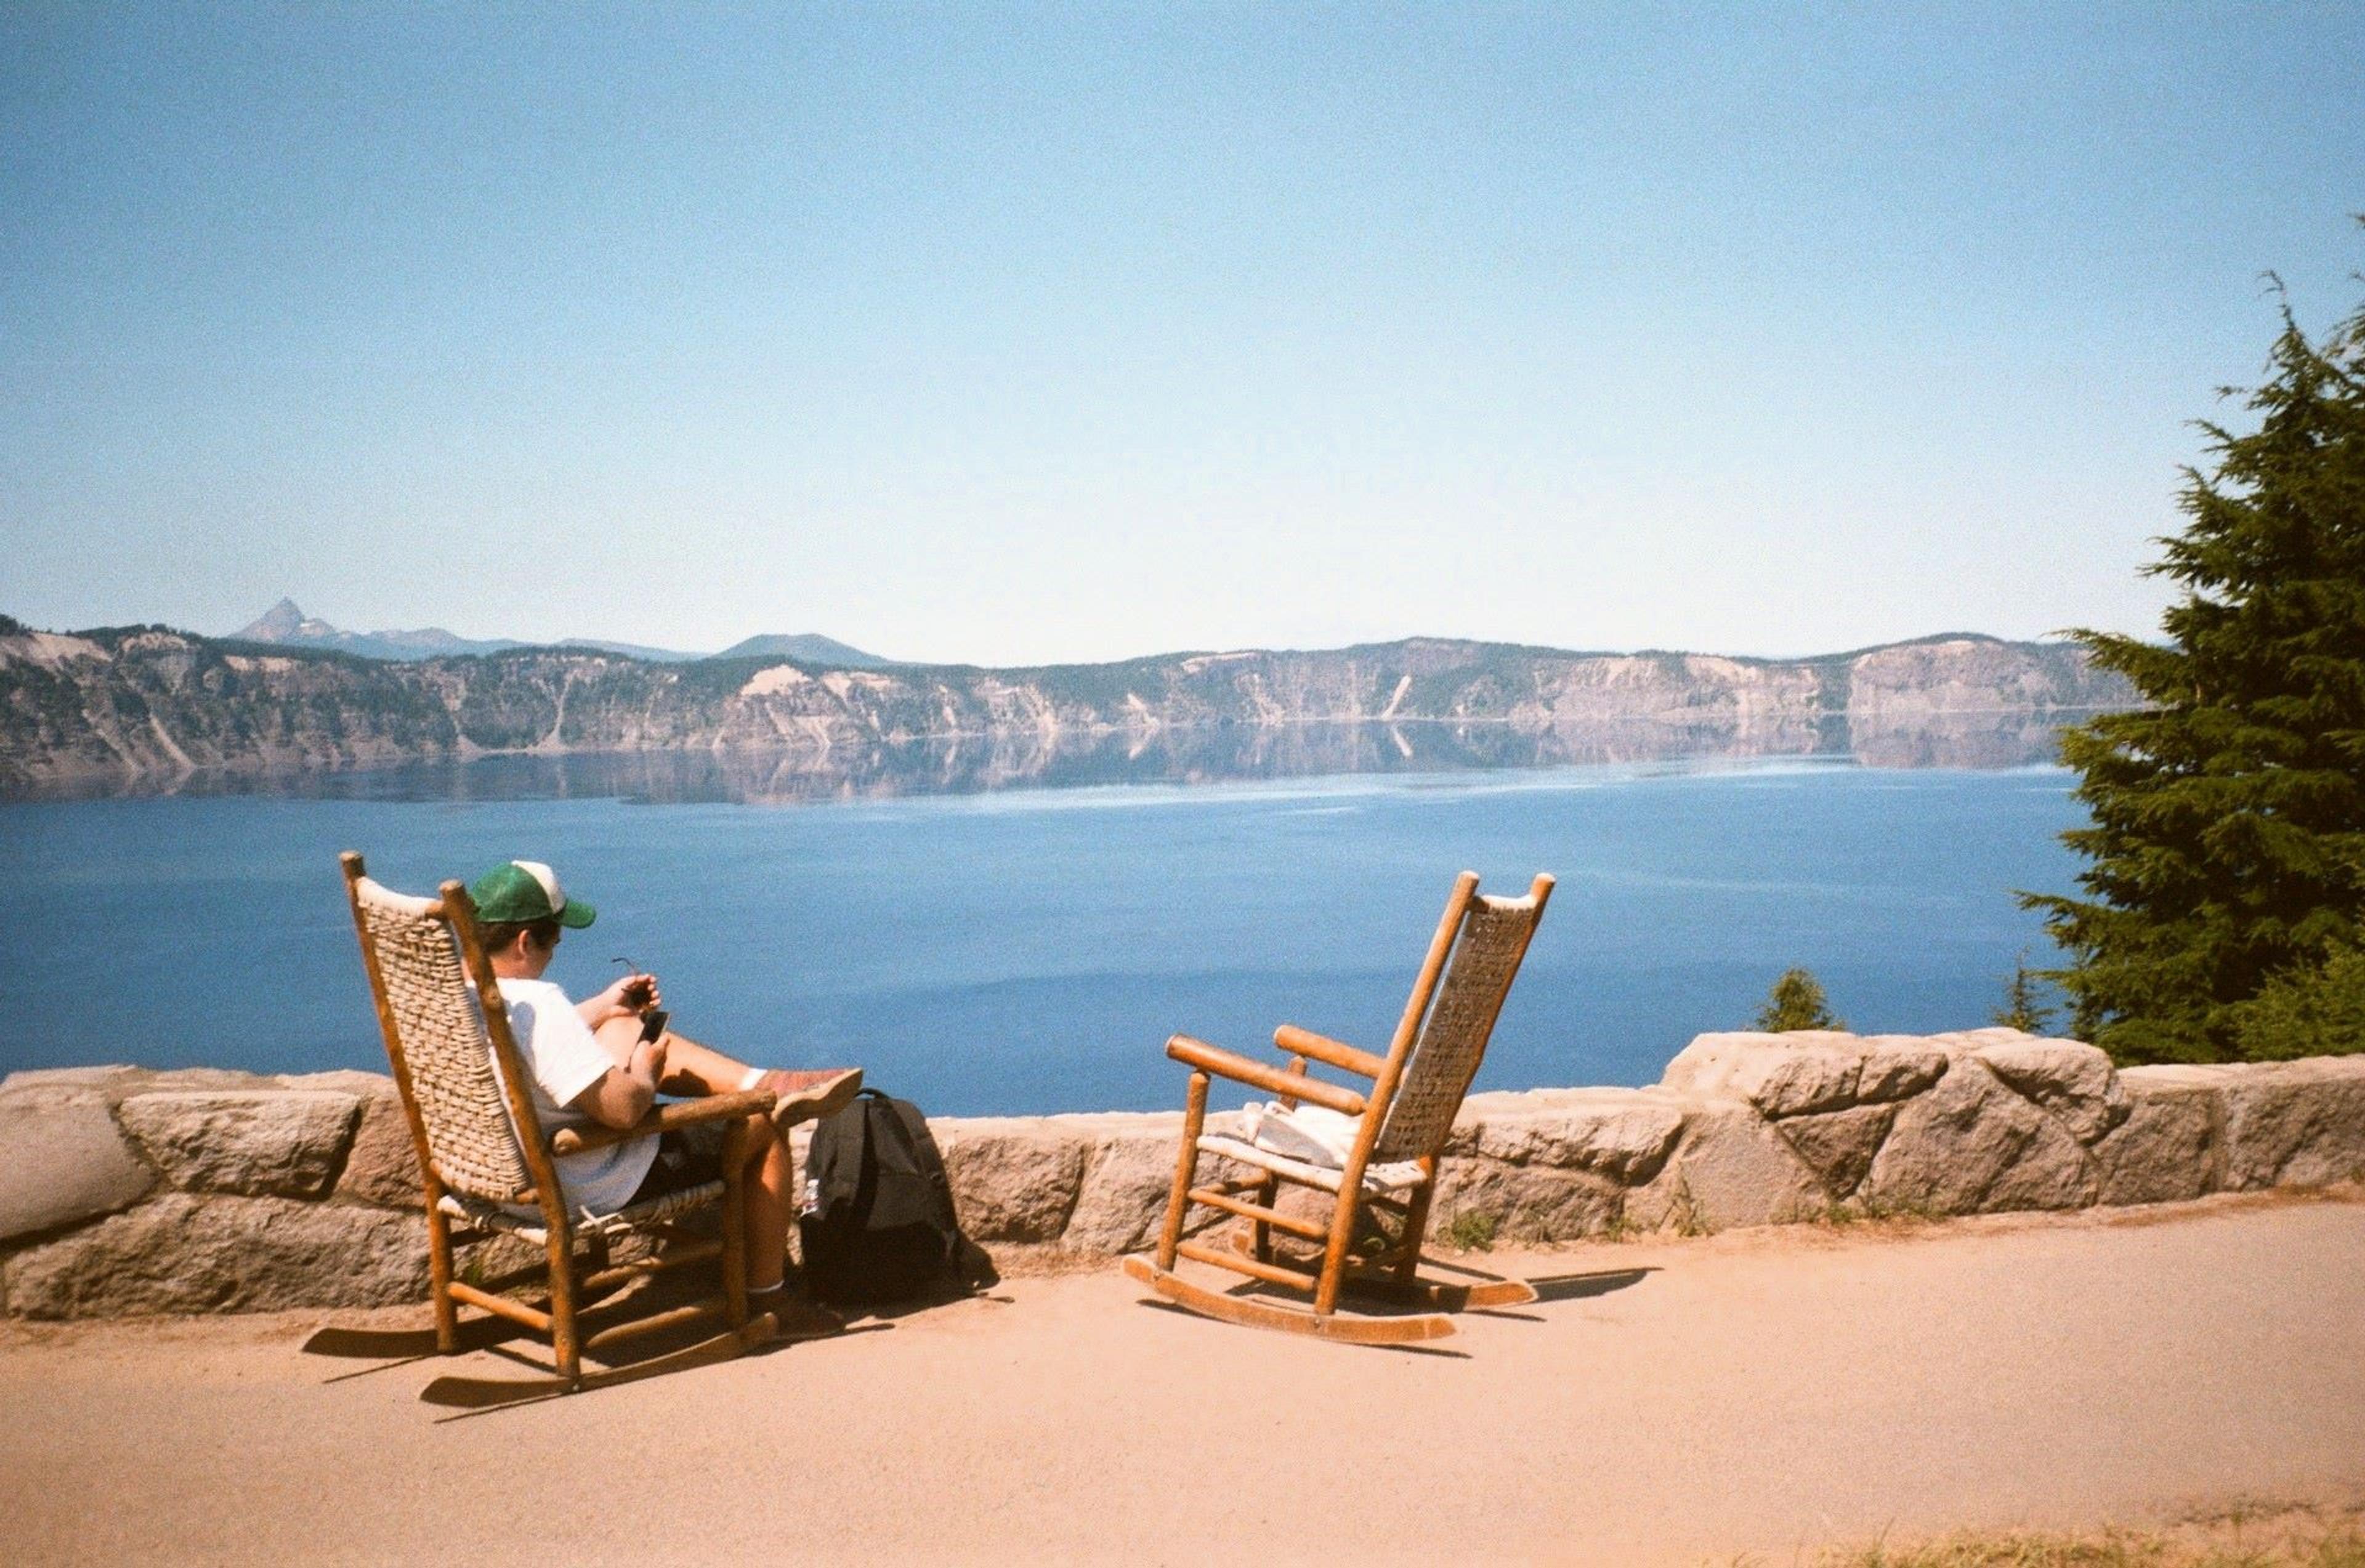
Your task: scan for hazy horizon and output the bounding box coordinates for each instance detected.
[7,6,2363,665]
[4,590,2112,669]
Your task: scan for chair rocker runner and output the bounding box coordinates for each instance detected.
[339,851,777,1392]
[1123,870,1554,1344]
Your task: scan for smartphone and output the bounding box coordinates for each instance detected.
[637,1008,669,1044]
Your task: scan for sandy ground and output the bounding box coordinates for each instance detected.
[4,1191,2364,1566]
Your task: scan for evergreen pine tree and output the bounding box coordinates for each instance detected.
[2230,942,2365,1060]
[1755,968,1842,1032]
[2024,266,2365,1064]
[1991,950,2057,1033]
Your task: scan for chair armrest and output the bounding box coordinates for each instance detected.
[1164,1035,1367,1117]
[1273,1024,1388,1079]
[549,1089,778,1155]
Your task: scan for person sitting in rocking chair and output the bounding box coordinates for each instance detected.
[469,859,861,1325]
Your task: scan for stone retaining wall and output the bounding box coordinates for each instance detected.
[6,1029,2363,1319]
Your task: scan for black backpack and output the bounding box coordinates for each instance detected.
[797,1089,989,1306]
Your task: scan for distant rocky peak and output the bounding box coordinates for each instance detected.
[236,599,310,642]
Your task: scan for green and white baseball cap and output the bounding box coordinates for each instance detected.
[467,860,597,928]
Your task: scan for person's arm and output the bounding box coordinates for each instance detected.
[578,972,661,1033]
[569,1035,669,1130]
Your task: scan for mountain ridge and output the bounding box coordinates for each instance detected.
[0,613,2137,798]
[225,598,893,668]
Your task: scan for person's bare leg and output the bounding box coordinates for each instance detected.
[657,1028,861,1126]
[590,1020,761,1095]
[738,1113,791,1293]
[584,1020,838,1331]
[592,1019,863,1130]
[737,1112,842,1337]
[643,1027,746,1096]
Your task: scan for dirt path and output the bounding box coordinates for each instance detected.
[6,1192,2363,1565]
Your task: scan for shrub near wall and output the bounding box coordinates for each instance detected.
[5,1030,2364,1320]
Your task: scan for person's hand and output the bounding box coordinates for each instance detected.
[593,972,661,1024]
[633,1035,670,1091]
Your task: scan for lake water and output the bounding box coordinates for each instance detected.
[0,756,2088,1115]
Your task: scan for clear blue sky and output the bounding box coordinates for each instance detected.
[4,3,2361,665]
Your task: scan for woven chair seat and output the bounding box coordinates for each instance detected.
[440,1180,726,1246]
[1195,1134,1426,1195]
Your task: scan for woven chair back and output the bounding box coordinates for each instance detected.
[1371,887,1548,1162]
[350,875,536,1203]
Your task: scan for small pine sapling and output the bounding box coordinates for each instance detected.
[1991,949,2058,1033]
[1755,968,1843,1032]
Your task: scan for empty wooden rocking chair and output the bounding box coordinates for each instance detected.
[1123,870,1554,1344]
[340,851,778,1392]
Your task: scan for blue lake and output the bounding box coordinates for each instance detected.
[0,759,2087,1115]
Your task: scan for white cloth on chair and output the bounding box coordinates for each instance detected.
[1237,1101,1361,1167]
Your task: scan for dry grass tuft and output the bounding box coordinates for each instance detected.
[1803,1501,2365,1568]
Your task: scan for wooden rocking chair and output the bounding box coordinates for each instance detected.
[1123,870,1554,1344]
[339,851,778,1392]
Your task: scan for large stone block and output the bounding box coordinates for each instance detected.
[1059,1114,1193,1255]
[934,1118,1089,1242]
[2218,1057,2365,1189]
[118,1090,361,1198]
[1973,1033,2128,1146]
[1864,1057,2097,1215]
[1854,1038,1951,1103]
[2094,1070,2222,1206]
[4,1193,428,1318]
[1661,1032,1864,1117]
[0,1101,156,1243]
[334,1090,425,1208]
[1431,1158,1620,1243]
[1466,1088,1686,1184]
[1773,1102,1898,1198]
[1660,1032,1946,1120]
[0,1065,141,1109]
[1628,1102,1826,1232]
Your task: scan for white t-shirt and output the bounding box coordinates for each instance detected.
[494,977,658,1216]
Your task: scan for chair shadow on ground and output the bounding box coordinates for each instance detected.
[305,1255,1656,1407]
[1528,1265,1657,1304]
[301,1314,528,1381]
[306,1236,1006,1413]
[1143,1256,1659,1354]
[1461,1264,1659,1322]
[303,1269,911,1418]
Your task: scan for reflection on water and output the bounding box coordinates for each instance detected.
[97,713,2100,806]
